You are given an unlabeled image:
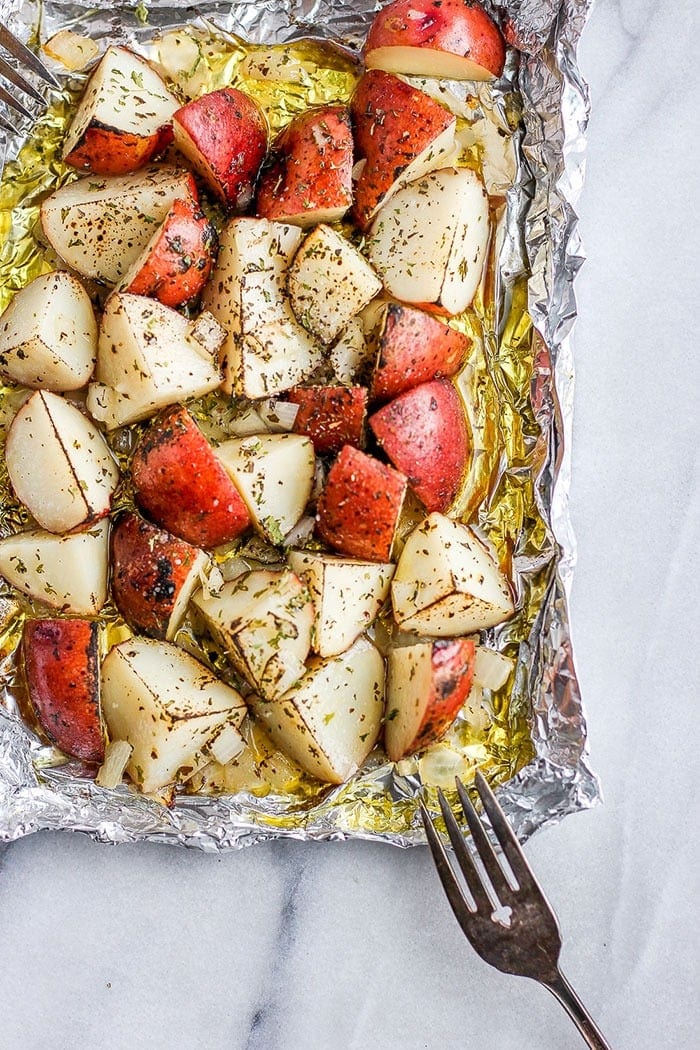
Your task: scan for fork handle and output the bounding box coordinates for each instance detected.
[544,970,612,1050]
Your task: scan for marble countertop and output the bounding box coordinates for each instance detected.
[1,2,697,1047]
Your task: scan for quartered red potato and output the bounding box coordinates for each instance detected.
[0,0,517,799]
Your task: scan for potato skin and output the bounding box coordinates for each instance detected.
[316,445,407,562]
[123,197,218,307]
[23,618,104,763]
[370,303,471,401]
[173,88,268,210]
[65,124,173,176]
[370,379,469,513]
[387,638,475,760]
[351,70,455,230]
[288,385,367,455]
[364,0,506,79]
[110,511,203,639]
[256,105,354,226]
[131,405,251,548]
[414,638,475,751]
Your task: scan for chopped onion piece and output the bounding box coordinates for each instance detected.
[257,398,299,432]
[228,405,267,436]
[187,760,227,794]
[42,30,99,71]
[473,647,513,691]
[95,740,133,789]
[462,682,491,732]
[218,557,251,582]
[283,514,315,549]
[207,720,246,765]
[418,744,471,789]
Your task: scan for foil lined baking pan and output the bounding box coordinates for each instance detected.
[0,0,600,849]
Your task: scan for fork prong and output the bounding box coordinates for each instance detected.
[473,771,536,892]
[0,54,46,103]
[0,80,32,119]
[436,789,493,914]
[0,25,60,89]
[455,777,514,902]
[419,800,477,933]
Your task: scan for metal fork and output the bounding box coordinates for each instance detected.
[0,22,58,130]
[420,773,612,1050]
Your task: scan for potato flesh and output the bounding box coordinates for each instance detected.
[87,293,222,428]
[40,166,195,284]
[202,217,322,397]
[253,635,385,784]
[62,45,177,154]
[368,168,489,315]
[385,643,433,760]
[365,47,497,82]
[215,433,315,543]
[288,549,394,657]
[5,391,118,533]
[101,638,246,793]
[391,512,514,634]
[288,224,382,344]
[329,316,372,385]
[0,272,97,391]
[193,569,314,700]
[0,521,109,614]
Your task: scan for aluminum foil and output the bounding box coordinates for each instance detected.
[0,0,600,849]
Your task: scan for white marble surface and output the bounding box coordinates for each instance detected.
[1,2,698,1047]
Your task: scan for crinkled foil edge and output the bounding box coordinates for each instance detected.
[0,0,600,849]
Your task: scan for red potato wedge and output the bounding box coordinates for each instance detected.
[316,445,407,562]
[5,391,118,534]
[214,433,315,544]
[193,568,314,701]
[62,45,178,175]
[23,618,104,763]
[120,196,218,307]
[368,167,489,316]
[286,385,368,455]
[86,294,224,430]
[131,405,251,548]
[101,638,246,793]
[40,166,198,285]
[0,271,97,391]
[287,549,394,658]
[364,0,506,81]
[252,635,385,784]
[202,217,323,398]
[351,70,456,231]
[0,522,109,615]
[368,302,471,401]
[287,224,382,344]
[369,379,469,512]
[391,512,514,635]
[256,105,353,227]
[385,637,475,761]
[173,88,268,211]
[111,512,209,640]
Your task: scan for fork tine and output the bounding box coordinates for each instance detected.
[436,789,493,914]
[0,80,32,119]
[473,771,536,892]
[419,801,477,931]
[0,25,60,88]
[0,54,46,103]
[455,777,514,901]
